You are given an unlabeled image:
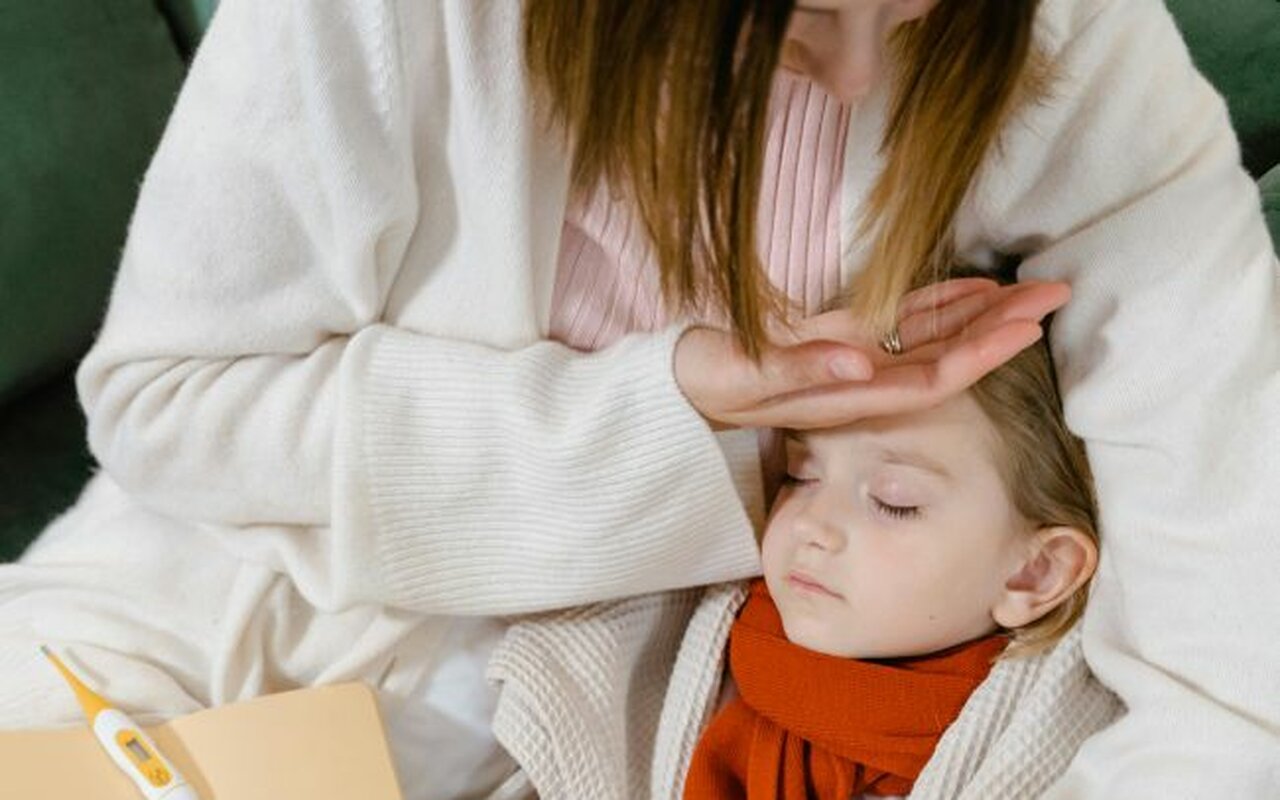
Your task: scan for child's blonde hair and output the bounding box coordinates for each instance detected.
[965,297,1098,659]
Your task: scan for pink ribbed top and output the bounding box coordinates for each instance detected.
[549,73,851,350]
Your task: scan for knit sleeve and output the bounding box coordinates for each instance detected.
[76,0,761,614]
[962,0,1280,793]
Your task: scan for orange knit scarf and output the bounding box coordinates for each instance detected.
[684,580,1005,800]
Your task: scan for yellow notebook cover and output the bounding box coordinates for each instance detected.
[0,682,404,799]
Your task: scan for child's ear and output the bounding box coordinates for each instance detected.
[991,526,1098,630]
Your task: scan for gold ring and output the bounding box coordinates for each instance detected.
[879,328,903,356]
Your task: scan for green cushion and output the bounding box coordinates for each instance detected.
[158,0,220,58]
[0,374,94,562]
[1261,165,1280,250]
[0,2,186,406]
[1165,0,1280,178]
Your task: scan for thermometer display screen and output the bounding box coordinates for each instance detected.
[125,737,150,762]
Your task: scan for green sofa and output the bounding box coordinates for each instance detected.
[1,1,1278,561]
[0,1,213,560]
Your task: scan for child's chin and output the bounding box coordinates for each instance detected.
[779,613,859,657]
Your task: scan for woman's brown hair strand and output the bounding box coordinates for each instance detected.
[525,0,1047,355]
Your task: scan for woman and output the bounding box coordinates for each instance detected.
[0,0,1275,797]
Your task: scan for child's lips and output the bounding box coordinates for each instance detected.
[786,570,843,599]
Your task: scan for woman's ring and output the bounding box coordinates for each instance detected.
[879,328,904,356]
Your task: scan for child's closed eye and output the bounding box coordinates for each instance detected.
[782,472,817,487]
[871,496,922,520]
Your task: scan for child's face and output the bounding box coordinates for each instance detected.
[762,391,1029,659]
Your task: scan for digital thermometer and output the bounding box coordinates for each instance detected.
[41,645,200,800]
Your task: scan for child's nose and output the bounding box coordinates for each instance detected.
[795,495,848,553]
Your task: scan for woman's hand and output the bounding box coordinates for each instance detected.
[674,278,1070,430]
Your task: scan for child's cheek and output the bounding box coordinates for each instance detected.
[759,517,792,579]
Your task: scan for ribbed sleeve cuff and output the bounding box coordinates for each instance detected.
[334,325,762,614]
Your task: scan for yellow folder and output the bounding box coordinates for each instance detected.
[0,682,404,799]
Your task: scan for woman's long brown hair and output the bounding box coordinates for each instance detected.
[525,0,1047,357]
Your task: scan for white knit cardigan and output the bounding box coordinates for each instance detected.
[71,0,1280,797]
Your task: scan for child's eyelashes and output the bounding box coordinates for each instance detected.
[871,496,922,520]
[781,475,923,520]
[782,472,817,486]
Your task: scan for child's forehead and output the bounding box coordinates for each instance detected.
[786,393,999,472]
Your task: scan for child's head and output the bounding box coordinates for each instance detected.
[761,336,1098,661]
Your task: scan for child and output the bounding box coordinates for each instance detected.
[683,329,1101,799]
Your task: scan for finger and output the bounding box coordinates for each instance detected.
[786,278,1005,347]
[897,281,1070,351]
[926,319,1045,397]
[739,322,1044,429]
[897,287,1004,350]
[947,282,1068,353]
[897,277,999,319]
[881,300,1052,381]
[769,280,1068,376]
[726,368,942,429]
[989,280,1071,324]
[752,339,876,398]
[773,363,964,426]
[822,323,1044,420]
[783,307,873,347]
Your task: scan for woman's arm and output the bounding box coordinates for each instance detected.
[77,0,763,614]
[963,0,1280,792]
